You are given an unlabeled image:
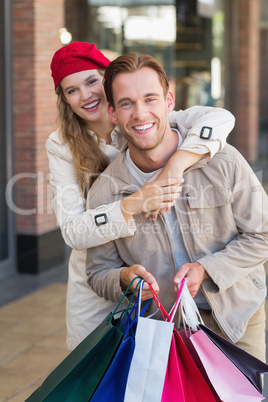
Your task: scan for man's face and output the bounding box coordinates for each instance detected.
[108,67,174,152]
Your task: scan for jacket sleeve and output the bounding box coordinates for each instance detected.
[198,150,268,293]
[46,136,135,250]
[168,106,235,158]
[86,240,128,304]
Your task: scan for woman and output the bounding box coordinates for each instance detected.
[47,41,235,349]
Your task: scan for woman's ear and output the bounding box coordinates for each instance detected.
[166,91,175,113]
[108,104,118,125]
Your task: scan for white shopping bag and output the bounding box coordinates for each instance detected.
[124,316,174,402]
[124,281,175,402]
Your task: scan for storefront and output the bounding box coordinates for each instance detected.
[66,0,223,110]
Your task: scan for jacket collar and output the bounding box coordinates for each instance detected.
[108,152,142,196]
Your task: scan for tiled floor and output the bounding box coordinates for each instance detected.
[0,283,69,401]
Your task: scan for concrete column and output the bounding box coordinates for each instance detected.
[224,0,260,163]
[13,0,65,272]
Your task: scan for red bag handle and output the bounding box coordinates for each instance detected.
[149,278,186,322]
[148,283,171,321]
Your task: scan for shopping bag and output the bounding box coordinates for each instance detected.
[90,283,151,402]
[161,279,217,402]
[90,330,135,402]
[161,331,218,402]
[124,283,174,402]
[190,329,265,401]
[25,278,140,402]
[26,314,122,402]
[178,281,265,401]
[199,323,268,393]
[179,329,222,402]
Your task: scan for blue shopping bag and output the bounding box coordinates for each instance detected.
[90,329,136,402]
[90,282,151,402]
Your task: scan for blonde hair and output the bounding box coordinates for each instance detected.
[56,85,109,196]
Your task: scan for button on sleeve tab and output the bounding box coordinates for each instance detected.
[94,213,108,226]
[200,126,213,140]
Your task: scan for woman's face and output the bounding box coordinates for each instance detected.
[60,69,108,124]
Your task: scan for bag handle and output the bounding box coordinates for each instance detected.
[121,280,152,336]
[169,278,186,323]
[179,281,204,331]
[148,283,171,321]
[111,276,143,320]
[148,279,186,323]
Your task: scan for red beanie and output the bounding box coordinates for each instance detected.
[50,41,110,90]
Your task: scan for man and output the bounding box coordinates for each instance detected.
[86,53,268,361]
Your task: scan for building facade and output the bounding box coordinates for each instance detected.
[0,0,267,278]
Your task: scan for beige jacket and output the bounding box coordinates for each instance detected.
[86,144,268,343]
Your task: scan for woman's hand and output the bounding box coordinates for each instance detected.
[148,149,207,220]
[147,164,183,221]
[120,172,183,222]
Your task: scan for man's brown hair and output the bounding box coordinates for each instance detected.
[103,53,170,109]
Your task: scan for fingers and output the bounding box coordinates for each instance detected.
[133,176,184,217]
[146,209,159,220]
[154,176,184,188]
[139,279,160,301]
[145,182,183,198]
[149,204,173,221]
[143,184,182,219]
[174,275,198,297]
[161,184,183,197]
[174,262,205,298]
[121,265,155,290]
[120,265,160,301]
[140,281,160,301]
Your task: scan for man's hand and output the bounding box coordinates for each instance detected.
[120,264,159,301]
[174,262,209,297]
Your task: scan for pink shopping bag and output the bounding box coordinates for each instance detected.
[190,327,265,401]
[178,278,265,401]
[161,330,218,402]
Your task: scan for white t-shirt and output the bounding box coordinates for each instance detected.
[125,129,210,310]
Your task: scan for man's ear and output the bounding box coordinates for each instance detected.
[108,104,118,125]
[166,91,175,113]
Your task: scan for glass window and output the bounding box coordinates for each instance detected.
[88,2,176,79]
[86,0,223,109]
